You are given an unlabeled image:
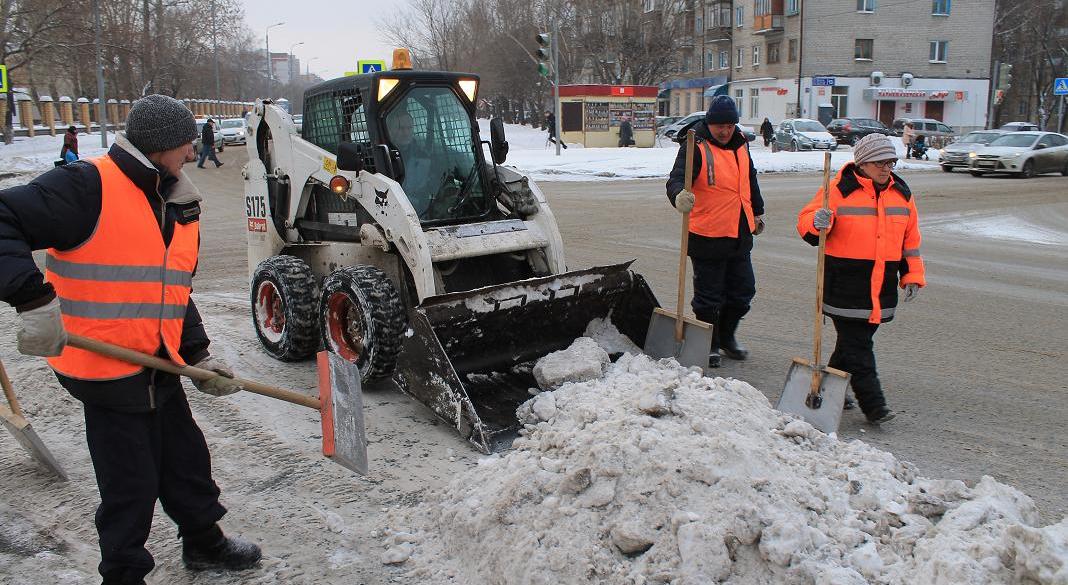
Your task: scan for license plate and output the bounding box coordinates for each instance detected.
[977,161,995,168]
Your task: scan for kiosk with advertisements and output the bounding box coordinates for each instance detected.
[557,84,659,148]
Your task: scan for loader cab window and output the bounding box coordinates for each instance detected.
[384,86,489,224]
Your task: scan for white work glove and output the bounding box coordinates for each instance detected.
[813,208,834,230]
[17,298,67,357]
[902,284,921,303]
[191,356,243,396]
[675,189,695,214]
[753,214,766,235]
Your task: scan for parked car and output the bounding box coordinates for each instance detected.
[999,121,1040,132]
[826,117,893,145]
[655,115,680,133]
[193,118,224,152]
[773,118,837,151]
[218,117,247,145]
[938,130,1007,172]
[660,112,755,143]
[968,131,1068,178]
[737,123,757,142]
[892,117,955,139]
[292,114,303,134]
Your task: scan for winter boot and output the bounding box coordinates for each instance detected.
[697,309,721,368]
[718,306,750,361]
[867,408,896,425]
[843,394,856,410]
[181,524,262,571]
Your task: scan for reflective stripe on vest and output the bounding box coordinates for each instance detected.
[45,155,200,380]
[689,140,754,238]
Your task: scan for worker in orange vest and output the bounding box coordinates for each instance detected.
[1,95,261,584]
[666,95,766,368]
[797,133,926,424]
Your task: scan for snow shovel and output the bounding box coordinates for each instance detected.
[644,129,715,369]
[65,334,368,475]
[0,357,68,480]
[776,152,851,434]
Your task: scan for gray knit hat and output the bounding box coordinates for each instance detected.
[124,94,197,154]
[853,133,897,164]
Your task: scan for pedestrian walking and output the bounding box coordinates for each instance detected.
[0,94,261,585]
[901,122,916,159]
[618,115,634,147]
[795,133,926,424]
[666,95,766,368]
[60,125,79,163]
[760,117,775,147]
[197,118,223,168]
[546,110,567,149]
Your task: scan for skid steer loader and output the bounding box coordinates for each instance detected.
[243,62,658,452]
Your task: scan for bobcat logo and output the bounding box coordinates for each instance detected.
[374,188,388,207]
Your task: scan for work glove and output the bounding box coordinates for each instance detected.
[675,189,695,214]
[813,208,834,231]
[16,298,67,357]
[753,214,766,235]
[191,356,243,396]
[902,283,921,303]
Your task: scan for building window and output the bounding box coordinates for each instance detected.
[736,47,744,68]
[929,40,948,62]
[755,0,771,15]
[682,53,692,72]
[857,0,875,12]
[749,89,759,119]
[768,42,781,64]
[696,14,703,31]
[706,50,714,71]
[736,6,744,27]
[735,89,745,118]
[854,39,874,60]
[753,45,761,66]
[932,0,950,15]
[786,0,800,15]
[719,50,729,69]
[831,86,849,118]
[788,39,798,62]
[643,0,656,12]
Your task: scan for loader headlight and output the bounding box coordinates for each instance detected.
[968,152,977,158]
[458,78,478,102]
[377,78,399,101]
[329,175,351,195]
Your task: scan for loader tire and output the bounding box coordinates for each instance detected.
[320,265,407,382]
[251,255,320,361]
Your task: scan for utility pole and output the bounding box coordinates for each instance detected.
[265,22,285,99]
[552,19,561,156]
[92,0,108,148]
[986,60,1000,130]
[289,42,304,102]
[212,0,220,106]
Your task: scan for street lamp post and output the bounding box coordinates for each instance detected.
[212,0,220,107]
[305,57,320,80]
[92,0,107,147]
[288,41,304,100]
[265,21,285,99]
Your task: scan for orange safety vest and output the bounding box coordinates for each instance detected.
[690,140,755,238]
[45,155,199,380]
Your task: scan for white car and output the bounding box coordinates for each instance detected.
[969,131,1068,178]
[218,118,247,145]
[658,111,756,142]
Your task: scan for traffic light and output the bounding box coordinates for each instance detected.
[998,63,1013,91]
[536,32,551,77]
[994,89,1005,105]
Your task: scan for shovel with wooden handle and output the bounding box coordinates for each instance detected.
[0,356,68,479]
[776,152,851,434]
[644,129,715,368]
[66,334,369,475]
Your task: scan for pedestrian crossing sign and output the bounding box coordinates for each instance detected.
[1054,78,1068,96]
[0,65,8,93]
[358,60,387,74]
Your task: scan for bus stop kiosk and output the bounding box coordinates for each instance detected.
[557,85,659,148]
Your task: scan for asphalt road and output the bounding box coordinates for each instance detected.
[189,146,1068,523]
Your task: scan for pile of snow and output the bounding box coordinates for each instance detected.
[381,341,1067,584]
[478,119,939,182]
[0,132,112,178]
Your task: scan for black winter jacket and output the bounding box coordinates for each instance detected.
[201,122,214,149]
[0,136,211,410]
[666,122,765,259]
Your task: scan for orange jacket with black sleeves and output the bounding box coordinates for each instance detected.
[797,163,925,324]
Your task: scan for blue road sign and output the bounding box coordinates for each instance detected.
[1054,78,1068,96]
[358,60,387,74]
[812,76,836,87]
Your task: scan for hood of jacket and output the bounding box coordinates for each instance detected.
[114,133,202,205]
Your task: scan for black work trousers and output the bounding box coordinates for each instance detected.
[690,251,756,323]
[83,389,226,584]
[827,317,886,417]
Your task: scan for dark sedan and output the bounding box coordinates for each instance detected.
[826,118,893,145]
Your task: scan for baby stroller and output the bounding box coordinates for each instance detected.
[910,135,929,160]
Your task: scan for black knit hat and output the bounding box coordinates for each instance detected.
[705,95,740,125]
[124,94,197,154]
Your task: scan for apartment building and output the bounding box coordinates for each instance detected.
[659,0,734,117]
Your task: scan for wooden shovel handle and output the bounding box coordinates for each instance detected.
[66,334,321,410]
[810,152,833,396]
[675,129,696,342]
[0,357,22,418]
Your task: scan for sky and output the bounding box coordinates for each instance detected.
[240,0,398,80]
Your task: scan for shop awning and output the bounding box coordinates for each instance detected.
[703,84,728,98]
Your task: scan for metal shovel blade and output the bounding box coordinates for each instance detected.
[776,358,851,434]
[317,351,368,475]
[0,404,68,480]
[644,308,715,369]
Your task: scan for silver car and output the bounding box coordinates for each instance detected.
[938,130,1006,172]
[969,131,1068,178]
[218,118,247,145]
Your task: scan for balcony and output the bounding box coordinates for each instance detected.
[753,14,784,34]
